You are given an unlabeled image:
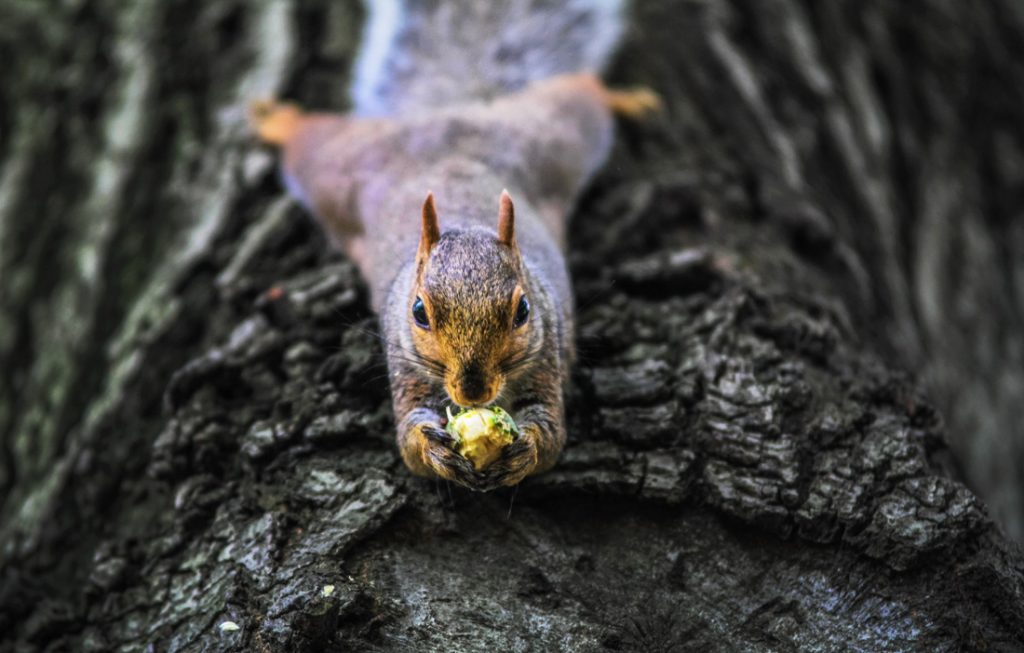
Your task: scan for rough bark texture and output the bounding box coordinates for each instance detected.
[1,0,1023,651]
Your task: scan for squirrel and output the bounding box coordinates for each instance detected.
[250,0,658,490]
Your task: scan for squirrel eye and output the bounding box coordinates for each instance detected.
[513,295,530,328]
[412,297,430,329]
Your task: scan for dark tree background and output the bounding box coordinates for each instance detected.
[1,0,1023,651]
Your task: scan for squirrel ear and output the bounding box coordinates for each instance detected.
[418,191,441,264]
[497,189,516,248]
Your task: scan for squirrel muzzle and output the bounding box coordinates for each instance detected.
[447,363,502,408]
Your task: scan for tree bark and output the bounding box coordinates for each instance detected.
[1,0,1022,651]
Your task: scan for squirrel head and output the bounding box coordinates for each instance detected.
[408,191,536,407]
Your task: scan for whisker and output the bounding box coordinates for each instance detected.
[498,340,545,378]
[316,309,450,381]
[506,483,518,519]
[573,277,616,312]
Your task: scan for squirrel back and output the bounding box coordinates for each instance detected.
[352,0,625,116]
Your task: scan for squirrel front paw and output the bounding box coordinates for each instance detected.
[482,425,541,488]
[410,422,489,490]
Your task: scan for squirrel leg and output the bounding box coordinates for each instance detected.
[554,73,662,120]
[602,86,662,120]
[249,99,306,145]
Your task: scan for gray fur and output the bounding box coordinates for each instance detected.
[353,0,626,116]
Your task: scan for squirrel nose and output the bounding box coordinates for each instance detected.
[460,369,488,404]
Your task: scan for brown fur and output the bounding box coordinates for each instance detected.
[251,74,658,489]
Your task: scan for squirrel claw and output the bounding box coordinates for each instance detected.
[416,423,488,490]
[421,423,455,447]
[482,433,539,488]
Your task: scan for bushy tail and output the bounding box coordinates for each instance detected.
[351,0,626,117]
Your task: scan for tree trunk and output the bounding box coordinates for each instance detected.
[1,0,1022,651]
